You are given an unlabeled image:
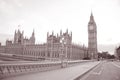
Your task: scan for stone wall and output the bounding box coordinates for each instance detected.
[0,60,90,79]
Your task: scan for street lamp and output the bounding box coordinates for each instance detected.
[60,37,68,68]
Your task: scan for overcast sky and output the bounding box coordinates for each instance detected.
[0,0,120,54]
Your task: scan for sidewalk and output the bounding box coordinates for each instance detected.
[2,61,100,80]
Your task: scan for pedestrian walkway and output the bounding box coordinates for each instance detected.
[2,61,100,80]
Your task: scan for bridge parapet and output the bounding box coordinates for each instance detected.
[0,60,91,79]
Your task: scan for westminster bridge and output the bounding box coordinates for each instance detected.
[0,60,95,79]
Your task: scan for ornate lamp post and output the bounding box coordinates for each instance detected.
[60,37,68,68]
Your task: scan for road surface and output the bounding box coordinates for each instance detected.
[79,61,120,80]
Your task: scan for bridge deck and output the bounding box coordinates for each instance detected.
[2,61,100,80]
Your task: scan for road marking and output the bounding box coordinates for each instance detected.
[91,63,104,76]
[112,62,120,69]
[79,62,101,80]
[92,66,103,75]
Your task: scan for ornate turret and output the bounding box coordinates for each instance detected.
[70,31,72,40]
[52,31,54,36]
[14,28,24,44]
[30,29,35,44]
[60,30,62,36]
[32,29,35,37]
[66,29,68,34]
[47,32,49,37]
[14,30,17,43]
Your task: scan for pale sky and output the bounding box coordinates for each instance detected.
[0,0,120,54]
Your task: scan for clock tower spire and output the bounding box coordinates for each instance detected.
[88,12,98,59]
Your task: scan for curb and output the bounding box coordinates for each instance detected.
[74,62,100,80]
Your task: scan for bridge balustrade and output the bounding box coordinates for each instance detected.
[0,60,90,79]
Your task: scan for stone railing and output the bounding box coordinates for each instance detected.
[0,60,91,79]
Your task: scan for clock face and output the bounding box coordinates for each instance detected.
[89,25,94,30]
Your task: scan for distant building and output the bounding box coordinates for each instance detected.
[6,40,12,45]
[88,12,98,59]
[14,29,35,45]
[1,28,88,60]
[0,43,5,53]
[115,46,120,60]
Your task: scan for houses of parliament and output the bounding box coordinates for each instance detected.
[0,13,97,60]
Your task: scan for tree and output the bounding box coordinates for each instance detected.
[98,51,115,60]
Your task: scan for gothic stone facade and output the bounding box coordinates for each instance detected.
[3,29,88,60]
[14,29,35,45]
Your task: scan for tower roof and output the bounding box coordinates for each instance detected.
[90,12,94,22]
[32,29,35,36]
[88,12,96,24]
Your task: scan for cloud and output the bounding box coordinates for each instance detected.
[98,44,120,54]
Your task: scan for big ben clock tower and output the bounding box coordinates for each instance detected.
[88,12,97,59]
